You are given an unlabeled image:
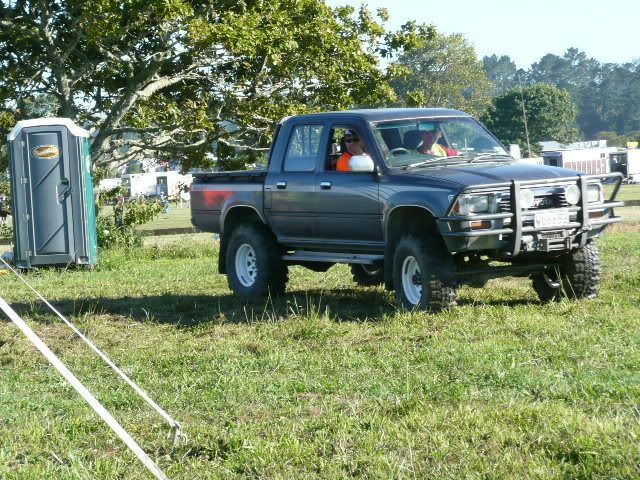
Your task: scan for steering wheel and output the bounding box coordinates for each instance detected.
[389,147,409,156]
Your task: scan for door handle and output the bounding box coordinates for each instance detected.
[57,178,71,202]
[276,181,287,189]
[320,181,332,190]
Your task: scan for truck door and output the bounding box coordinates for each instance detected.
[264,123,324,241]
[314,125,382,246]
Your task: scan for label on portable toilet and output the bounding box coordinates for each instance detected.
[31,145,62,159]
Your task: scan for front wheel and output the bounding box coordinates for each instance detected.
[532,241,601,302]
[392,235,458,312]
[226,223,288,298]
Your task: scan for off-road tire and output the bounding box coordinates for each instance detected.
[351,264,384,286]
[226,223,288,298]
[532,240,601,302]
[392,235,458,312]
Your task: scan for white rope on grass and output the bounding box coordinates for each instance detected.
[0,256,182,447]
[0,296,169,480]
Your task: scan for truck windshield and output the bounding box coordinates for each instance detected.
[372,116,510,168]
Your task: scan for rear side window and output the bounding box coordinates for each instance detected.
[283,124,324,172]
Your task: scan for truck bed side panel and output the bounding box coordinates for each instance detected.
[190,171,266,233]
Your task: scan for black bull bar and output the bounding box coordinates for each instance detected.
[438,172,624,256]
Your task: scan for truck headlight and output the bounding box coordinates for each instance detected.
[519,189,535,209]
[587,183,603,203]
[564,184,581,205]
[454,194,495,215]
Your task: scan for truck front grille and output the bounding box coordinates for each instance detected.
[498,189,571,212]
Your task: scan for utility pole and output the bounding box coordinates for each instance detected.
[519,78,532,157]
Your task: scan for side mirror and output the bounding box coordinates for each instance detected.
[509,144,521,160]
[349,154,375,173]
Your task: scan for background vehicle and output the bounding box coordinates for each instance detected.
[191,109,623,311]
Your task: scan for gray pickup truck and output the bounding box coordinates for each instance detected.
[190,108,623,311]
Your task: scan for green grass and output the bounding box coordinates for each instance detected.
[1,224,639,479]
[604,183,640,202]
[97,204,193,231]
[137,205,193,231]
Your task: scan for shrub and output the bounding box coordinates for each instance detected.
[0,220,12,239]
[97,187,165,248]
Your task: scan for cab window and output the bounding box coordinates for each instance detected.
[283,124,324,172]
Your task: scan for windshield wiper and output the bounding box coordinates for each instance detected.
[403,156,465,169]
[466,153,512,163]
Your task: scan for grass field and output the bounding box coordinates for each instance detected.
[0,214,639,478]
[96,204,193,232]
[604,182,640,202]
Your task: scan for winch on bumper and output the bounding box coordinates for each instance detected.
[437,173,624,257]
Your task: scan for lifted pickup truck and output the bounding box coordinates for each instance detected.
[190,108,623,311]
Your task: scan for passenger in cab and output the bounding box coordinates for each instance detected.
[417,128,459,156]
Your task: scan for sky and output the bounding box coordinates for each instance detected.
[324,0,639,69]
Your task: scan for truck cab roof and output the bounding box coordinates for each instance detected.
[279,108,472,124]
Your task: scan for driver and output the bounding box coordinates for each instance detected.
[336,129,365,171]
[417,128,459,156]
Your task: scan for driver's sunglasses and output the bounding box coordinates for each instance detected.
[344,135,360,143]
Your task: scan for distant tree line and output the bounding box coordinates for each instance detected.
[483,49,640,142]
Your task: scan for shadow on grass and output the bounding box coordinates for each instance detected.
[456,297,539,308]
[3,288,400,326]
[3,286,544,327]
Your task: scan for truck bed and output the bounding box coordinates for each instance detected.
[190,170,267,233]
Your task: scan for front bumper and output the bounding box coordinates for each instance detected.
[437,173,624,256]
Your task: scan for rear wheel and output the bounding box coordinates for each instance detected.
[532,241,600,302]
[351,263,384,286]
[392,235,458,312]
[226,223,288,298]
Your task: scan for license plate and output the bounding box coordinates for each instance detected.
[534,210,570,229]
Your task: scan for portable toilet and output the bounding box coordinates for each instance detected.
[7,118,97,268]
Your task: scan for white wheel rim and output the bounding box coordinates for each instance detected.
[235,244,257,287]
[401,255,422,305]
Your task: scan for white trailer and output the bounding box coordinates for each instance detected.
[96,177,123,191]
[542,146,618,175]
[122,173,158,197]
[610,149,640,183]
[153,171,193,198]
[122,171,192,198]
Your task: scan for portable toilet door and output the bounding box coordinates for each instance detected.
[7,118,97,268]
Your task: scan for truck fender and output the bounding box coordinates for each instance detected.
[383,205,441,290]
[218,205,269,274]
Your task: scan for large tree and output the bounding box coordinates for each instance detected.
[481,83,579,156]
[482,54,522,96]
[528,48,602,138]
[0,1,428,170]
[596,61,640,135]
[388,30,492,117]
